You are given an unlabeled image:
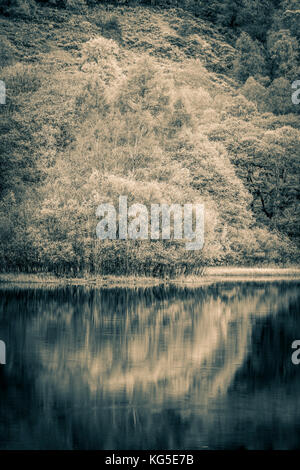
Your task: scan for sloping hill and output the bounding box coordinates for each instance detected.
[0,3,299,276]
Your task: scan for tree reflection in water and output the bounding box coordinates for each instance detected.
[0,282,299,449]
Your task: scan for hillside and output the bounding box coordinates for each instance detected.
[0,1,299,276]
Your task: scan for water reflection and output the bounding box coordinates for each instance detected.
[0,282,299,449]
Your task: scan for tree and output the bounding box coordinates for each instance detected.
[241,76,269,112]
[218,0,274,40]
[274,0,300,39]
[235,0,274,41]
[230,126,300,242]
[267,29,299,80]
[233,32,268,82]
[266,77,298,115]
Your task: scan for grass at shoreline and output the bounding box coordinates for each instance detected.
[204,267,300,276]
[0,267,300,289]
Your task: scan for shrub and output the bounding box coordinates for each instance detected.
[92,12,123,41]
[81,36,120,64]
[0,0,37,18]
[0,36,18,68]
[64,0,87,12]
[241,77,269,112]
[266,77,297,115]
[80,36,123,84]
[215,93,257,120]
[4,63,42,96]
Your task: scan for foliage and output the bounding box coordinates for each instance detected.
[233,32,268,82]
[0,0,37,17]
[0,2,299,275]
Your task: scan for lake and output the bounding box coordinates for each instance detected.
[0,281,299,449]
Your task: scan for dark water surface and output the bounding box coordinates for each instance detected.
[0,281,299,450]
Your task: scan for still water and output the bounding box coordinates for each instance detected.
[0,281,299,449]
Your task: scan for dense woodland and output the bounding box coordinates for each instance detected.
[0,0,299,275]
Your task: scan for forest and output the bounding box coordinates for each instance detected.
[0,0,299,276]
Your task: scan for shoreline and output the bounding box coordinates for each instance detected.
[0,267,300,288]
